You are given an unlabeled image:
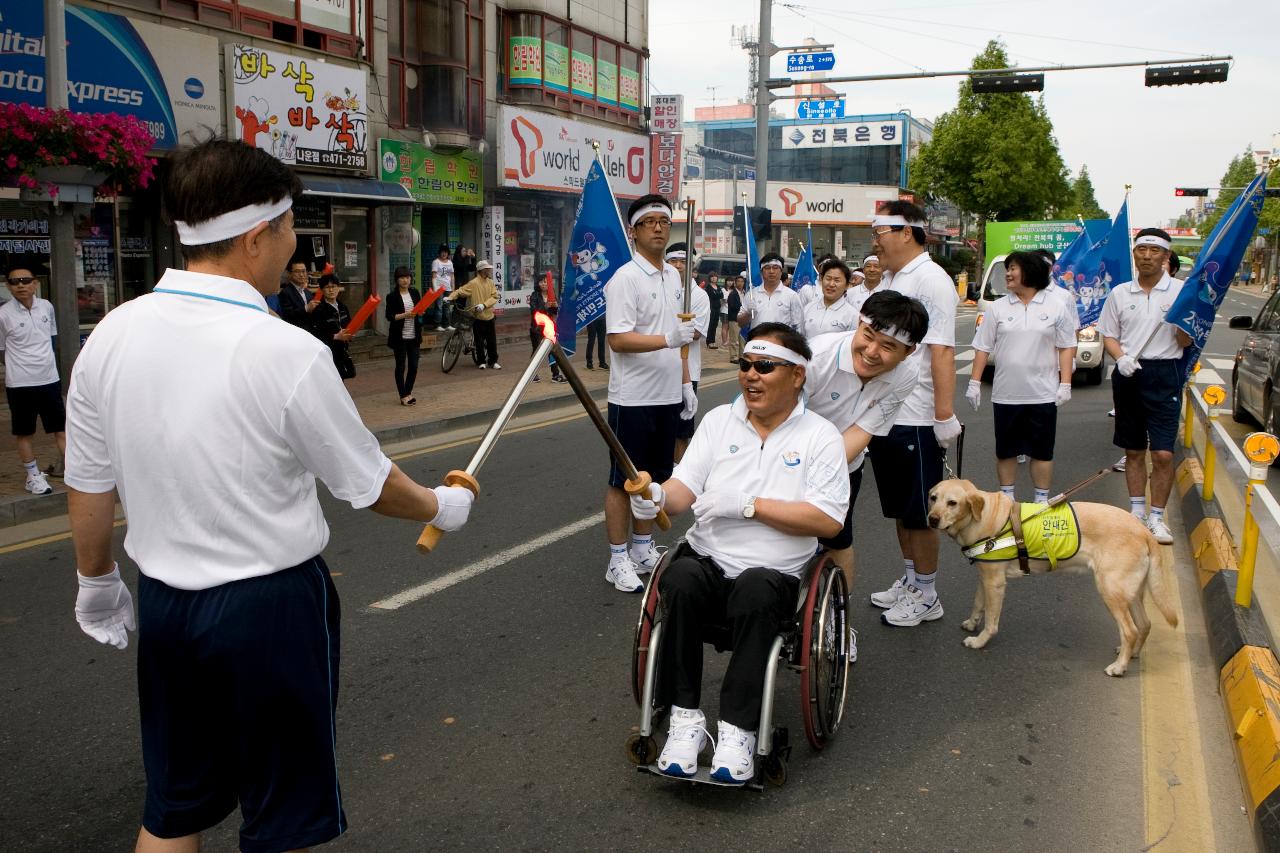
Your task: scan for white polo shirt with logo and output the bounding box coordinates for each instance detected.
[0,296,59,387]
[972,290,1077,404]
[672,397,849,579]
[885,252,959,426]
[743,284,806,337]
[1096,272,1186,360]
[804,330,920,471]
[802,295,859,339]
[606,254,683,406]
[64,269,393,591]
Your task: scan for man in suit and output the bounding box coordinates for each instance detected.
[278,260,316,327]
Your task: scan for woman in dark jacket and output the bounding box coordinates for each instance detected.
[310,274,355,380]
[452,245,477,287]
[386,266,423,405]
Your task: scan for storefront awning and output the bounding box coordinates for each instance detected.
[299,175,414,205]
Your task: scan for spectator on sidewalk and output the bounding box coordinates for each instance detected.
[1,264,65,495]
[584,316,608,372]
[386,266,423,405]
[529,273,564,382]
[309,275,355,380]
[430,244,455,331]
[278,260,317,328]
[726,274,745,362]
[704,274,723,348]
[450,259,501,369]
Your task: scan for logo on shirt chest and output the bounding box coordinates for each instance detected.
[729,444,740,454]
[781,451,802,468]
[1039,313,1049,322]
[830,392,840,401]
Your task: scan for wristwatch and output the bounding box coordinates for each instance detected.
[743,495,758,519]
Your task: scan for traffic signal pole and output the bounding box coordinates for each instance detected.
[754,0,773,244]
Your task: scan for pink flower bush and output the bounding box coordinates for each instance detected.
[0,103,155,197]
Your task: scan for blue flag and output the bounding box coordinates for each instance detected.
[1167,170,1268,384]
[791,225,818,292]
[743,197,762,289]
[555,160,632,355]
[1057,199,1132,328]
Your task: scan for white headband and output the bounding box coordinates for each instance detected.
[1134,234,1171,251]
[742,339,808,366]
[761,259,784,269]
[863,255,878,264]
[664,249,687,261]
[175,197,294,246]
[871,214,925,228]
[859,314,917,346]
[629,203,672,227]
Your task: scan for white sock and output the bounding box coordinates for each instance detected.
[1000,485,1016,498]
[22,459,39,477]
[629,533,653,557]
[1033,488,1049,504]
[903,559,916,588]
[609,543,629,565]
[1130,497,1147,519]
[1148,507,1165,523]
[913,571,937,603]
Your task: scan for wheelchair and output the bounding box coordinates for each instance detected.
[625,541,850,790]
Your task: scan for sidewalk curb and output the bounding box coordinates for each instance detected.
[1175,453,1280,852]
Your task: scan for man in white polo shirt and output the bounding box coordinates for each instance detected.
[628,322,848,784]
[865,201,961,628]
[804,290,927,658]
[845,254,885,316]
[664,242,712,463]
[1097,227,1190,544]
[737,252,806,336]
[602,194,697,592]
[64,139,475,853]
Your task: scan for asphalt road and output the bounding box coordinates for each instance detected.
[0,313,1257,852]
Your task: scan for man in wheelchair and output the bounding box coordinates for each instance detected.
[628,323,850,783]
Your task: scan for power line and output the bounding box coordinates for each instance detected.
[780,5,926,72]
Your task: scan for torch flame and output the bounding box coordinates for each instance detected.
[533,311,557,342]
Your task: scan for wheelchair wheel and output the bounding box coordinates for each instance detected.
[441,329,463,373]
[798,557,849,750]
[631,558,668,707]
[624,733,658,766]
[762,753,787,787]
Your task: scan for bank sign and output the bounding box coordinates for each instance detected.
[0,1,221,150]
[378,139,483,207]
[498,105,650,199]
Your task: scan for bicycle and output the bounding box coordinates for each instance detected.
[440,310,483,373]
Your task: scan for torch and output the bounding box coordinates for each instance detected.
[678,197,697,358]
[416,312,558,553]
[547,325,671,531]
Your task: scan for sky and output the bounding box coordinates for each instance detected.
[647,0,1280,227]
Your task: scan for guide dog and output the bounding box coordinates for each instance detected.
[927,479,1177,676]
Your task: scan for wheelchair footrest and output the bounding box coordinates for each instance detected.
[638,763,765,792]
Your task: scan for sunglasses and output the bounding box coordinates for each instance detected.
[739,358,792,375]
[7,276,35,285]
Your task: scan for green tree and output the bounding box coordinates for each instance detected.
[1069,165,1109,220]
[909,40,1072,270]
[1197,148,1257,237]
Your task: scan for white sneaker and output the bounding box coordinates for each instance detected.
[1147,515,1174,545]
[848,624,858,664]
[657,706,709,778]
[492,363,503,370]
[605,558,644,593]
[1112,456,1126,472]
[881,584,944,627]
[477,363,486,370]
[25,472,53,496]
[710,720,757,784]
[1017,454,1029,464]
[630,543,664,575]
[870,575,907,609]
[444,325,455,331]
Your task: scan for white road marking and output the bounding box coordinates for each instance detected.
[1193,368,1224,386]
[368,512,605,611]
[955,349,975,362]
[1205,357,1235,370]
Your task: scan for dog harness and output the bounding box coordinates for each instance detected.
[963,502,1081,571]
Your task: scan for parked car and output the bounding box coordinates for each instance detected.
[1229,293,1280,435]
[976,254,1107,385]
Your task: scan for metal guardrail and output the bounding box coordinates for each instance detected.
[1184,385,1280,607]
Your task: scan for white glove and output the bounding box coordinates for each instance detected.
[691,490,750,522]
[965,380,982,412]
[1116,354,1142,377]
[680,382,698,421]
[1056,382,1072,406]
[75,565,135,650]
[430,485,475,531]
[629,482,665,520]
[471,304,485,315]
[933,414,963,447]
[664,319,697,349]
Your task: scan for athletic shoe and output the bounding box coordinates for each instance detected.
[1107,409,1116,418]
[601,363,609,371]
[1016,454,1029,464]
[25,472,53,496]
[551,375,568,384]
[880,585,944,627]
[491,363,502,370]
[657,706,708,777]
[631,543,664,575]
[870,575,907,609]
[477,363,486,370]
[444,325,455,331]
[606,559,644,593]
[531,375,541,382]
[1147,516,1174,545]
[1112,456,1126,473]
[848,624,858,664]
[710,720,757,784]
[44,456,64,478]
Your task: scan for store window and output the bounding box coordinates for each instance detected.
[388,0,485,138]
[111,0,358,56]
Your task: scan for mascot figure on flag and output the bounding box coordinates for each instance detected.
[569,233,611,290]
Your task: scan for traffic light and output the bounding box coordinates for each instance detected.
[1145,63,1229,87]
[970,73,1044,94]
[733,206,773,241]
[1175,188,1209,197]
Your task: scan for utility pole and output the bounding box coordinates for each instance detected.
[44,0,80,386]
[753,0,772,235]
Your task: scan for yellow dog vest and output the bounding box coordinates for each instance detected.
[964,502,1081,570]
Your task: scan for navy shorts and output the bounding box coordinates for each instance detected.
[138,558,346,853]
[675,381,699,440]
[869,425,945,530]
[992,402,1057,461]
[6,381,65,436]
[607,402,681,488]
[818,466,864,551]
[1112,359,1182,452]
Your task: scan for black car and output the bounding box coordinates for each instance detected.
[1229,293,1280,433]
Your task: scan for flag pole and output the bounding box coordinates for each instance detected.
[592,141,634,253]
[680,196,697,358]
